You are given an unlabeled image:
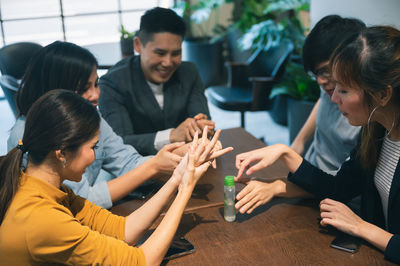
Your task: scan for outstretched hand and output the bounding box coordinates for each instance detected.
[173,126,233,189]
[235,147,272,181]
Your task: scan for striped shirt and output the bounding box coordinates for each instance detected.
[374,136,400,228]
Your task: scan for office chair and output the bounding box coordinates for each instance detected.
[206,40,294,128]
[0,75,19,117]
[0,42,43,79]
[0,42,43,116]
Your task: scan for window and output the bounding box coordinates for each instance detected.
[0,0,171,46]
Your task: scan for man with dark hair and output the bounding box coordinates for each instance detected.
[99,7,214,155]
[290,15,366,174]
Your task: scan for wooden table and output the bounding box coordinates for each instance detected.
[111,127,393,265]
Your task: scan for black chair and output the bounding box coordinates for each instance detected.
[0,75,19,117]
[0,42,43,79]
[206,40,294,128]
[0,42,43,116]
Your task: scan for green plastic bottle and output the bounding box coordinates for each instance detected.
[224,175,236,222]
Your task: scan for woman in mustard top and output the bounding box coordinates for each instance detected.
[0,90,231,265]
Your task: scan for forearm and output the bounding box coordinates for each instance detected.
[140,185,193,265]
[107,157,159,203]
[357,220,393,252]
[273,178,313,199]
[275,144,304,173]
[124,176,179,245]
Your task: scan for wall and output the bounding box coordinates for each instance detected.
[310,0,400,29]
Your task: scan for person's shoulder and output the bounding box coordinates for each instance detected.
[174,61,199,80]
[178,61,198,72]
[101,56,137,81]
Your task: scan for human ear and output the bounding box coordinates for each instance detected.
[377,85,393,107]
[134,37,142,54]
[55,150,65,163]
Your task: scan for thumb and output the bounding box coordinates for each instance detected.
[194,113,207,120]
[164,142,185,152]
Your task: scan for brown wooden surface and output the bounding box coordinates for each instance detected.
[111,127,288,216]
[111,127,393,265]
[166,200,392,265]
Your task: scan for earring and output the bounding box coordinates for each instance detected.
[62,159,66,168]
[367,106,379,137]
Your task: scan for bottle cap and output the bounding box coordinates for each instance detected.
[224,175,235,186]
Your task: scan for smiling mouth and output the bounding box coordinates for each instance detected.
[325,89,335,96]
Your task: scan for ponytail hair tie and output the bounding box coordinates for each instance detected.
[16,139,27,153]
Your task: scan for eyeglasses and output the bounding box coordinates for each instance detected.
[308,66,331,81]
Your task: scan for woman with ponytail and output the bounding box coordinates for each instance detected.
[0,89,230,265]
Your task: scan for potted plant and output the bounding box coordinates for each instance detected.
[119,25,135,57]
[269,61,320,143]
[173,0,229,87]
[225,0,310,125]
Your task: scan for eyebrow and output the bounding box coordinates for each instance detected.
[154,48,181,53]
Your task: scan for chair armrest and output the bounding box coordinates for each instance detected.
[249,76,276,111]
[225,61,247,67]
[225,62,250,88]
[248,76,274,83]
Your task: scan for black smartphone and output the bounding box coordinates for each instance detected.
[330,232,361,253]
[163,237,196,260]
[127,180,160,199]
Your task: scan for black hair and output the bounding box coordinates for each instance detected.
[137,7,186,46]
[303,15,366,73]
[331,26,400,168]
[0,89,100,224]
[17,41,98,116]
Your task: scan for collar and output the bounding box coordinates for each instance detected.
[20,171,68,203]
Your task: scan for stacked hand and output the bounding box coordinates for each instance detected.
[170,113,215,143]
[153,142,185,175]
[171,126,233,189]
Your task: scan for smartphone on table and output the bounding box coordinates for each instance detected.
[163,236,196,260]
[330,232,361,253]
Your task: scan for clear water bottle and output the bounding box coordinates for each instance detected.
[224,175,236,222]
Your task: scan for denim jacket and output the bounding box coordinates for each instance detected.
[7,114,151,209]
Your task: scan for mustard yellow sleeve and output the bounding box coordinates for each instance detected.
[63,184,126,241]
[25,200,146,265]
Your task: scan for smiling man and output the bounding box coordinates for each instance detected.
[99,7,214,155]
[290,15,365,174]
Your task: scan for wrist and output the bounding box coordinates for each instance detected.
[169,128,177,143]
[178,183,195,195]
[279,144,303,173]
[272,179,287,196]
[168,173,182,189]
[356,220,372,238]
[147,157,162,176]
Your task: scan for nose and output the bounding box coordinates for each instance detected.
[161,55,172,67]
[331,87,340,104]
[88,86,100,102]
